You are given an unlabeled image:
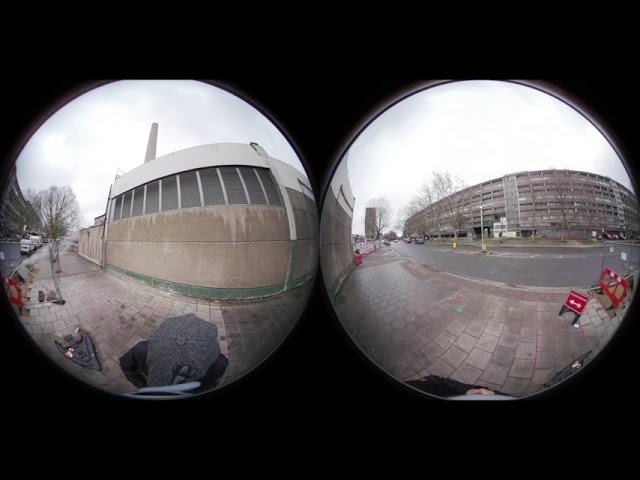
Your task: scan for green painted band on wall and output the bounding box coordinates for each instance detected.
[329,262,354,300]
[287,239,298,288]
[292,269,316,288]
[106,264,286,300]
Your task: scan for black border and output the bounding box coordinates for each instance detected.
[1,80,638,422]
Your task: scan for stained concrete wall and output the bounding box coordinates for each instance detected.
[78,225,104,266]
[320,156,355,299]
[106,205,290,290]
[105,142,318,298]
[287,188,319,282]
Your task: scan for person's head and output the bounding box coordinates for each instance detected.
[147,313,220,387]
[465,388,496,395]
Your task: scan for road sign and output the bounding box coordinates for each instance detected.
[563,291,589,315]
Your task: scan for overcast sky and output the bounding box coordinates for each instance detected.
[15,80,305,227]
[346,80,635,236]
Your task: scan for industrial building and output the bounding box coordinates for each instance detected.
[82,124,318,300]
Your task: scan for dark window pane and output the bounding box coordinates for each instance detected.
[220,167,248,205]
[121,191,133,219]
[114,195,123,221]
[199,168,225,206]
[238,167,267,205]
[145,181,159,214]
[110,198,119,221]
[179,171,201,209]
[257,169,282,206]
[161,175,179,212]
[132,186,145,217]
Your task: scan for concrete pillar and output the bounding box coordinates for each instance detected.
[144,123,158,163]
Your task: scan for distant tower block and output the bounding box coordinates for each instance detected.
[144,123,159,163]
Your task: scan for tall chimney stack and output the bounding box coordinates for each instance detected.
[144,123,158,163]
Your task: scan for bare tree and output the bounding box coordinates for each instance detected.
[530,183,539,242]
[21,189,44,232]
[387,230,398,241]
[399,196,425,238]
[37,186,80,239]
[366,197,392,240]
[431,172,467,242]
[551,172,579,241]
[522,176,540,242]
[409,172,466,242]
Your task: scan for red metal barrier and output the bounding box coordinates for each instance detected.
[2,277,24,308]
[599,268,628,309]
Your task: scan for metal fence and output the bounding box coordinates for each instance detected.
[0,241,21,279]
[48,239,64,303]
[597,241,640,288]
[353,239,382,255]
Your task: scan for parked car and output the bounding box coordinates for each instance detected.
[415,238,424,244]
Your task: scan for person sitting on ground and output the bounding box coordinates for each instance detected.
[406,374,510,398]
[119,313,228,394]
[119,341,228,393]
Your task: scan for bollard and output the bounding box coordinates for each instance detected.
[453,242,457,250]
[482,244,487,252]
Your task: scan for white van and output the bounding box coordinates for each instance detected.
[30,235,42,250]
[21,238,32,254]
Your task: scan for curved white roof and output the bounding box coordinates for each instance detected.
[111,143,312,199]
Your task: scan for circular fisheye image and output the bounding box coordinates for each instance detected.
[321,80,638,399]
[1,80,318,398]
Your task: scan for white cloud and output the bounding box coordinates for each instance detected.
[14,80,306,227]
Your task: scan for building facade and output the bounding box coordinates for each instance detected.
[100,126,317,300]
[320,151,356,300]
[0,165,39,237]
[93,214,106,227]
[365,207,377,240]
[407,169,640,239]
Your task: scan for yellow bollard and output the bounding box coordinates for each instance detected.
[453,242,457,249]
[483,244,487,252]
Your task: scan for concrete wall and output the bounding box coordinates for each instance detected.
[286,188,319,284]
[320,155,355,300]
[105,142,318,299]
[106,205,292,293]
[78,225,104,266]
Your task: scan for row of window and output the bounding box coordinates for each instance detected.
[110,166,282,222]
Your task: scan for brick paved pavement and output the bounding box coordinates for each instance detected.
[334,246,630,397]
[15,245,312,395]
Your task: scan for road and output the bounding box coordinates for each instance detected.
[389,242,637,288]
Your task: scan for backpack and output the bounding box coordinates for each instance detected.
[55,330,102,371]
